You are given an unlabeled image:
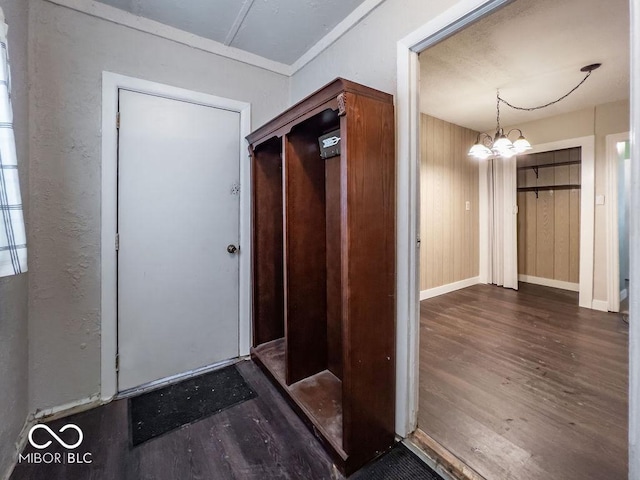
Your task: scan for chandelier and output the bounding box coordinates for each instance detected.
[468,63,601,160]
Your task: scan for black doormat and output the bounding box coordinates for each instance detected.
[129,364,256,446]
[351,443,442,480]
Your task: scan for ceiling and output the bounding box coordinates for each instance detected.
[419,0,630,132]
[94,0,367,65]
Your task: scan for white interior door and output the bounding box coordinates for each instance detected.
[117,89,240,392]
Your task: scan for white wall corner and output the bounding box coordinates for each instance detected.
[290,0,386,74]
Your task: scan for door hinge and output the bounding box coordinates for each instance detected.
[116,112,121,129]
[115,233,120,251]
[115,354,120,372]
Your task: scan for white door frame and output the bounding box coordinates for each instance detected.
[396,0,640,432]
[518,137,596,309]
[630,2,640,476]
[398,1,639,476]
[395,0,513,438]
[100,72,251,401]
[606,131,630,313]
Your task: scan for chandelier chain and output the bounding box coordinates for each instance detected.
[496,91,501,130]
[497,70,593,112]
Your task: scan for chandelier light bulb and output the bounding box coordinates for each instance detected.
[513,135,532,153]
[493,133,512,151]
[469,142,492,159]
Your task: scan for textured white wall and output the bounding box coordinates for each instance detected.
[289,0,460,103]
[0,0,29,477]
[27,0,289,411]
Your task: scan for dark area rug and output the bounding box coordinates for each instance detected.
[351,443,442,480]
[130,364,256,446]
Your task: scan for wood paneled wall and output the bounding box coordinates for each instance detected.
[517,148,581,283]
[420,114,479,291]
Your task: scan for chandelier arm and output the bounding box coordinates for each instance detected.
[497,71,592,112]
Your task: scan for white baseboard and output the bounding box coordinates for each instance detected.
[420,277,481,301]
[33,394,103,422]
[621,288,628,302]
[518,275,579,292]
[591,299,610,312]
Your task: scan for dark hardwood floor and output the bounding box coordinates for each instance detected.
[11,361,344,480]
[417,283,628,480]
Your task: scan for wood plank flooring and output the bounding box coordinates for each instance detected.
[417,283,628,480]
[11,361,343,480]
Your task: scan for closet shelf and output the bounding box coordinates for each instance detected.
[517,160,581,170]
[518,184,581,198]
[518,160,581,178]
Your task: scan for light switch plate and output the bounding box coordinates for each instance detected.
[465,201,470,211]
[596,195,606,205]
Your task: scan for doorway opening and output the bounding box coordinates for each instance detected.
[607,132,632,316]
[616,140,631,318]
[517,147,582,297]
[408,0,630,478]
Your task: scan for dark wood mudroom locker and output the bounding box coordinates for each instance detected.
[247,78,396,475]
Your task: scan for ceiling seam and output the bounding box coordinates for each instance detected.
[224,0,255,47]
[41,0,387,78]
[43,0,292,76]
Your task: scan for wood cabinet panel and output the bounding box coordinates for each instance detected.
[248,78,395,475]
[325,155,343,380]
[284,129,328,385]
[341,92,395,464]
[252,139,284,346]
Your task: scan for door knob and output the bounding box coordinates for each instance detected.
[227,244,238,254]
